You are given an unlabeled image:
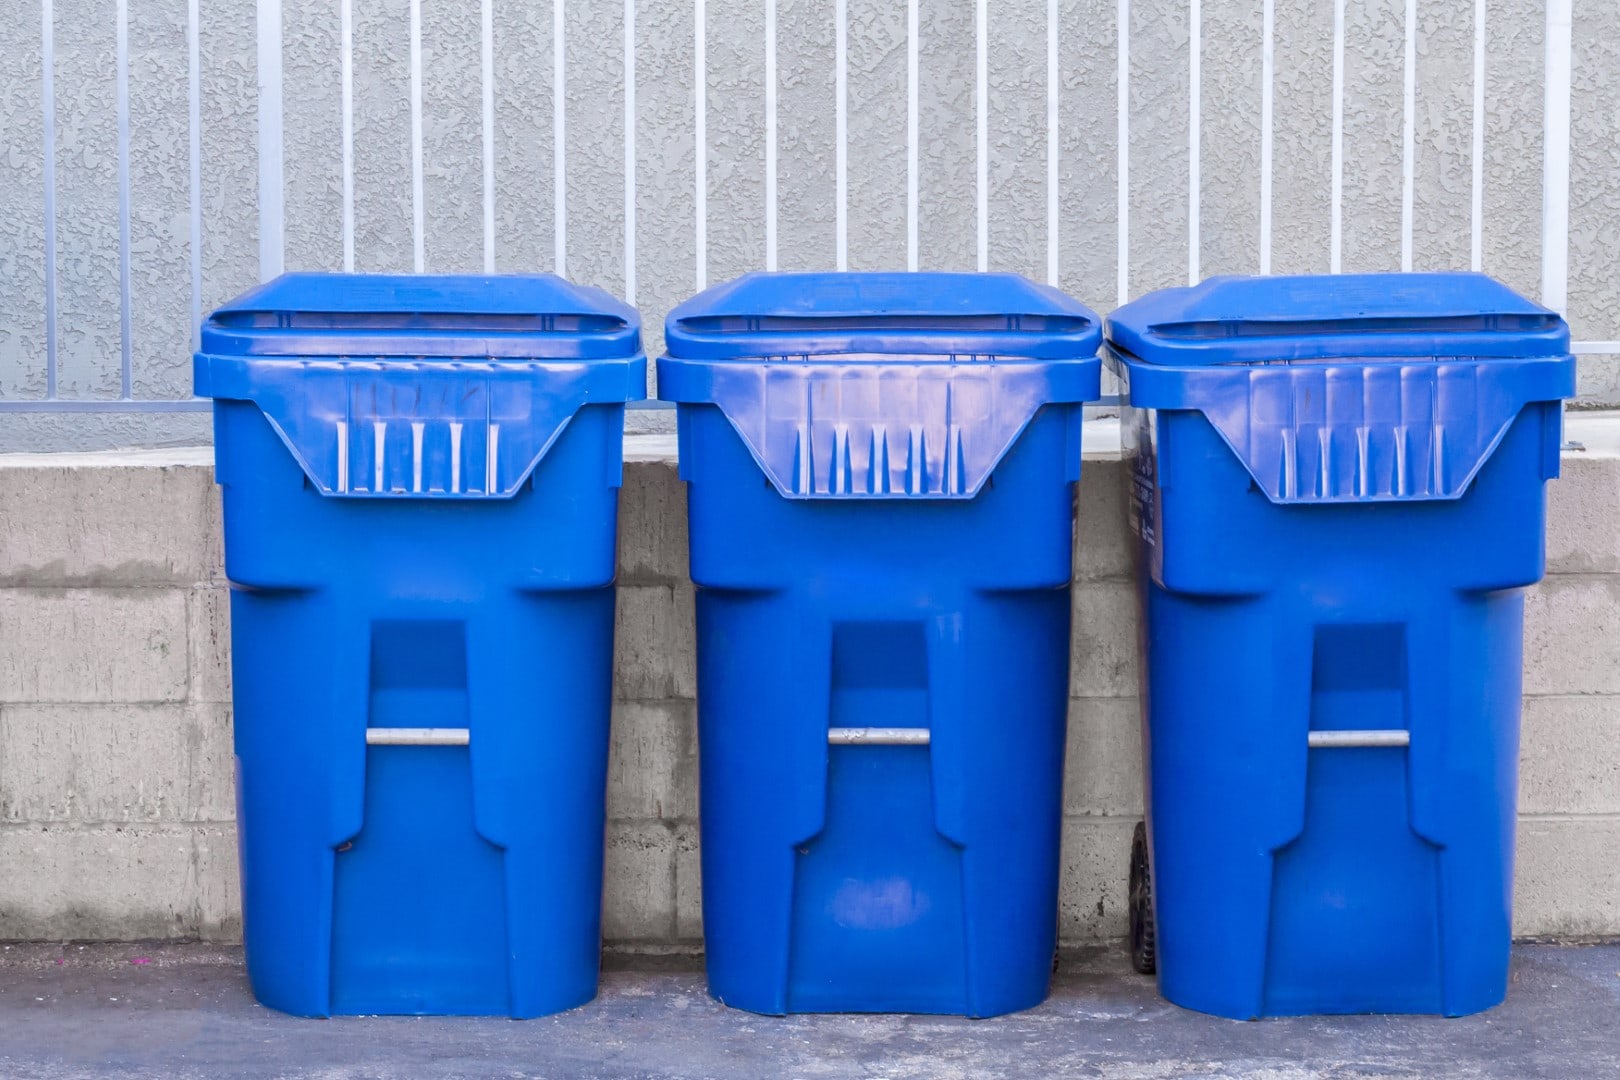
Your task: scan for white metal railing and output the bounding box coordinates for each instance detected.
[0,0,1602,427]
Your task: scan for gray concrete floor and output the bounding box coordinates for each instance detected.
[0,943,1614,1079]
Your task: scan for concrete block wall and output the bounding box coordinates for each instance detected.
[1,432,1618,947]
[1519,446,1620,938]
[0,450,239,940]
[605,455,703,952]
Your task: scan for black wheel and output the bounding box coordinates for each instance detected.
[1128,820,1157,975]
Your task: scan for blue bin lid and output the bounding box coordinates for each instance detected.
[659,272,1101,499]
[1106,272,1569,365]
[195,273,645,499]
[200,272,642,360]
[664,271,1101,359]
[1105,273,1575,505]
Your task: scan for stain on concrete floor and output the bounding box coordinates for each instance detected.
[0,943,1614,1079]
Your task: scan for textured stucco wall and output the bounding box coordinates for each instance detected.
[2,0,1619,450]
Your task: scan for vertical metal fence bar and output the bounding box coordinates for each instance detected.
[695,0,707,290]
[482,0,496,273]
[256,0,284,281]
[116,0,132,397]
[834,0,847,271]
[187,0,202,347]
[906,0,918,272]
[1399,0,1415,272]
[764,0,777,271]
[42,0,59,396]
[1329,0,1345,274]
[1187,0,1200,285]
[624,0,635,300]
[1045,0,1058,286]
[340,0,354,271]
[1541,0,1572,314]
[1116,0,1129,306]
[1470,0,1485,272]
[1259,0,1273,275]
[553,0,566,276]
[409,0,424,272]
[975,0,988,271]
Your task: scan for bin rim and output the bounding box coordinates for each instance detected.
[199,271,644,362]
[663,270,1102,362]
[1105,272,1570,367]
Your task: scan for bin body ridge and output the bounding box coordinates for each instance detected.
[1111,272,1574,1019]
[198,273,644,1018]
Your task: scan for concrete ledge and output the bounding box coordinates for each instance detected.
[1,416,1618,946]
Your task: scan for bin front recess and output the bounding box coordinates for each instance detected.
[659,271,1102,1017]
[195,273,646,1018]
[1107,272,1575,1019]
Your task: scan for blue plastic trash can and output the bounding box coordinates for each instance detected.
[195,273,646,1018]
[1106,273,1575,1019]
[658,272,1102,1017]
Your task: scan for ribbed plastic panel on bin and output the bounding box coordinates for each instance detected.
[660,271,1101,1017]
[1106,272,1575,1019]
[195,273,645,1018]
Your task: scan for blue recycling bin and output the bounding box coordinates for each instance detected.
[658,272,1102,1017]
[1107,273,1575,1019]
[194,273,645,1018]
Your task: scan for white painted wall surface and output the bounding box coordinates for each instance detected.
[3,1,1620,450]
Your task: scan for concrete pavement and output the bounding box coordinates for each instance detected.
[0,943,1615,1079]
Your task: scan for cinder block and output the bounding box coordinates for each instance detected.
[1545,454,1620,575]
[1524,576,1620,696]
[1075,456,1132,583]
[186,586,232,704]
[607,700,698,822]
[0,462,217,586]
[0,589,188,704]
[189,703,237,823]
[618,460,690,584]
[1514,818,1620,939]
[0,704,232,824]
[1519,696,1620,815]
[614,584,697,703]
[1070,582,1140,698]
[1057,817,1137,945]
[200,478,226,584]
[672,585,697,700]
[192,823,242,942]
[1063,697,1144,817]
[0,824,202,939]
[674,822,703,944]
[602,821,677,943]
